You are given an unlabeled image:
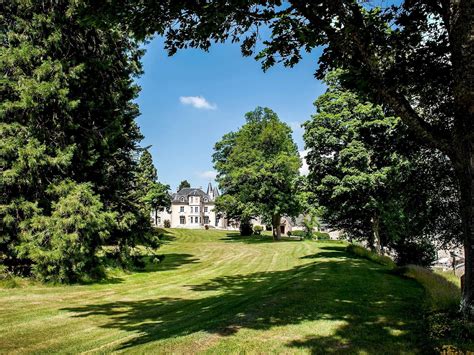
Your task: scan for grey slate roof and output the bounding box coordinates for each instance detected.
[171,187,213,204]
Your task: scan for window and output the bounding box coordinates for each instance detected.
[195,206,199,213]
[180,206,184,213]
[180,216,185,224]
[195,216,199,223]
[204,216,209,224]
[189,216,193,223]
[157,217,161,224]
[180,197,185,202]
[204,207,208,213]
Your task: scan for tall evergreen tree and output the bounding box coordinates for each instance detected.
[1,1,148,280]
[137,150,158,197]
[136,150,171,225]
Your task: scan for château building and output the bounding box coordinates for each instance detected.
[152,182,341,238]
[152,183,228,229]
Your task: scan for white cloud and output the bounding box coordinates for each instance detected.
[299,150,309,176]
[179,96,217,110]
[197,170,217,180]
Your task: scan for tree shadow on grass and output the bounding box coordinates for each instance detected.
[136,253,200,273]
[155,228,177,244]
[301,251,347,260]
[79,276,125,285]
[62,246,430,353]
[300,245,352,260]
[220,233,303,244]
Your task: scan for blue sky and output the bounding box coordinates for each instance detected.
[136,37,326,191]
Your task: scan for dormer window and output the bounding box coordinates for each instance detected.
[180,197,185,202]
[204,198,208,202]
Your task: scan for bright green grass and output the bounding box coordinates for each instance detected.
[0,229,429,353]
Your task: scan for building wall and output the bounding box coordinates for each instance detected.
[171,204,184,227]
[154,207,344,237]
[153,201,226,229]
[153,209,171,227]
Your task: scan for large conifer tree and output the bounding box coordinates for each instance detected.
[1,1,149,280]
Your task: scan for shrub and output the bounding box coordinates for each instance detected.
[314,231,330,240]
[346,244,396,268]
[17,181,114,283]
[239,220,253,236]
[0,264,7,279]
[290,230,306,238]
[0,264,19,288]
[152,254,166,264]
[392,239,436,267]
[287,231,292,236]
[163,219,171,228]
[253,225,264,235]
[204,224,209,230]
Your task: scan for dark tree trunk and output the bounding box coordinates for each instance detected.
[367,224,375,252]
[272,213,281,241]
[456,144,474,319]
[450,0,474,320]
[372,214,383,255]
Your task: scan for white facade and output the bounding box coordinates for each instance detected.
[152,183,227,229]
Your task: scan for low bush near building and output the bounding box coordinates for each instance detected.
[289,230,306,238]
[163,220,171,228]
[314,231,330,240]
[253,225,263,235]
[240,220,253,236]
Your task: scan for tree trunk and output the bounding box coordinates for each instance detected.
[154,209,158,226]
[367,229,375,252]
[272,213,281,241]
[372,214,383,255]
[449,0,474,320]
[457,145,474,320]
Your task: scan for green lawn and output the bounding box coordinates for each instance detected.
[0,229,429,353]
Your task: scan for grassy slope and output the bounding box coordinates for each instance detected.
[0,229,428,354]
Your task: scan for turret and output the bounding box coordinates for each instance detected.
[207,182,214,199]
